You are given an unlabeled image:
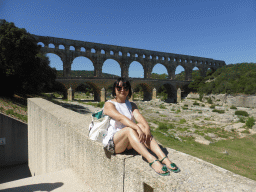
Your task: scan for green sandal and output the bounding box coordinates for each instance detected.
[149,159,170,176]
[159,157,180,173]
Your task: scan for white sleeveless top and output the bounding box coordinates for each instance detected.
[102,99,136,146]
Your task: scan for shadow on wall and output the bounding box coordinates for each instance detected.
[0,182,63,192]
[0,163,31,184]
[52,100,92,114]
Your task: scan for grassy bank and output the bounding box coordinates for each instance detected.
[151,127,256,181]
[0,94,29,123]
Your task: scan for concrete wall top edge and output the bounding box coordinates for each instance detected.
[28,98,91,135]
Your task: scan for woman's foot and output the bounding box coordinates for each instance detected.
[149,159,169,175]
[160,156,180,172]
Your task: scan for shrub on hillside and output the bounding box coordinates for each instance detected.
[193,101,200,105]
[235,110,249,117]
[210,104,215,109]
[159,104,167,109]
[158,123,168,131]
[239,117,245,123]
[207,97,213,104]
[212,109,225,114]
[97,102,105,108]
[230,105,237,109]
[179,119,186,124]
[246,117,255,128]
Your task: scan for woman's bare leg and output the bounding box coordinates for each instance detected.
[137,123,176,170]
[113,127,167,174]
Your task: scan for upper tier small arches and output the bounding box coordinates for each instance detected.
[33,34,225,79]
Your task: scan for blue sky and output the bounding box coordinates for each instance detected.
[1,0,256,77]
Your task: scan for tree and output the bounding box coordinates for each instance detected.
[188,76,204,92]
[0,20,56,96]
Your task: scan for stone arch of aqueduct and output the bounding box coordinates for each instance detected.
[33,34,226,101]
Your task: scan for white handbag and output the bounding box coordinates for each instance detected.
[88,108,110,142]
[88,100,133,143]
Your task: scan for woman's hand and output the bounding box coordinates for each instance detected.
[137,127,146,143]
[144,128,152,142]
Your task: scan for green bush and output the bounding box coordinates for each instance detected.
[241,129,250,134]
[230,105,237,109]
[158,123,168,131]
[199,93,203,101]
[193,101,200,105]
[207,97,213,104]
[210,104,215,109]
[235,110,249,117]
[158,122,175,131]
[97,102,105,108]
[179,119,186,124]
[239,117,245,123]
[212,109,225,114]
[159,104,167,109]
[246,117,255,128]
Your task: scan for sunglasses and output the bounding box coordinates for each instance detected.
[116,85,129,91]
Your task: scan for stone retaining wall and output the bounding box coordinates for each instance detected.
[28,98,256,191]
[187,93,256,108]
[0,112,28,167]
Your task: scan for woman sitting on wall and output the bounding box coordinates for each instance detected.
[103,77,180,176]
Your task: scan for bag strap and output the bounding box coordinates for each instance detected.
[125,99,133,114]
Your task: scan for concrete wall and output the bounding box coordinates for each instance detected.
[28,98,128,191]
[28,98,256,191]
[0,112,28,167]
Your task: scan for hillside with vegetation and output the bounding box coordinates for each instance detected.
[152,70,202,80]
[190,63,256,95]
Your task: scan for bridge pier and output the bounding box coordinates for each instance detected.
[185,67,193,81]
[152,88,157,100]
[121,60,130,78]
[100,88,106,102]
[56,78,191,103]
[177,88,181,103]
[68,87,74,101]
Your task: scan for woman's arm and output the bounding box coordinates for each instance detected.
[104,102,141,131]
[130,102,152,140]
[104,101,146,142]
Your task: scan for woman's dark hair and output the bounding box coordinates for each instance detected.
[112,77,132,98]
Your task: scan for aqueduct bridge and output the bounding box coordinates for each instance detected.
[32,34,226,101]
